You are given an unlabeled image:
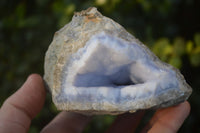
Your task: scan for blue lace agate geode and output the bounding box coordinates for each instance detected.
[44,7,192,115]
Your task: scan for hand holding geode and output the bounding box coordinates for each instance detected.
[44,7,192,115]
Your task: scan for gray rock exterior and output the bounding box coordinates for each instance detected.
[44,7,192,115]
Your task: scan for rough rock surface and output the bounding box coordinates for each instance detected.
[44,7,192,115]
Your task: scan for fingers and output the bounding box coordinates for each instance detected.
[41,112,91,133]
[0,74,46,133]
[105,111,145,133]
[141,101,190,133]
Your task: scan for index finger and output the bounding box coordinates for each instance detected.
[141,101,191,133]
[0,74,46,133]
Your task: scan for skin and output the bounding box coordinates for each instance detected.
[0,74,190,133]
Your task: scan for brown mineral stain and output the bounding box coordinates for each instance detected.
[74,7,102,23]
[84,14,100,23]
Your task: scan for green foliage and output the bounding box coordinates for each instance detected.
[151,33,200,68]
[0,0,200,133]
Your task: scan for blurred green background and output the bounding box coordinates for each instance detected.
[0,0,200,132]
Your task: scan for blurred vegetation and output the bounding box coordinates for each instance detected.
[0,0,200,132]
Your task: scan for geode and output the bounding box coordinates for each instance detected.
[44,7,192,115]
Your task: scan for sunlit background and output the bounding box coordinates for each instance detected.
[0,0,200,132]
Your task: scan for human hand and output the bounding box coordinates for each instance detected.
[0,74,190,133]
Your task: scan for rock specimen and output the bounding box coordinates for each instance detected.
[44,7,192,115]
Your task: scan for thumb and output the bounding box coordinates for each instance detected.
[0,74,46,133]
